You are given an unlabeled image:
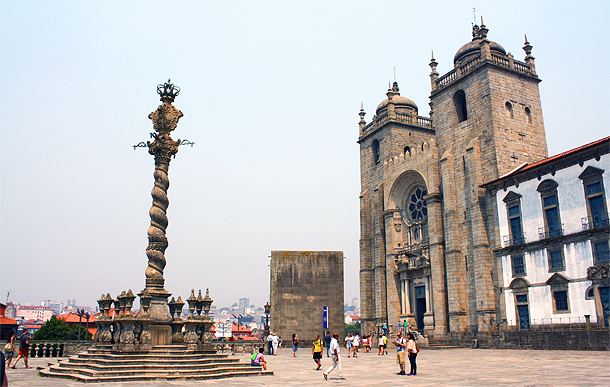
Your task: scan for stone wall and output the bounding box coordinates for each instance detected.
[270,251,344,343]
[490,330,610,351]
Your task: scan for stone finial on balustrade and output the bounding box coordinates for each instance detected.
[202,289,213,320]
[186,289,197,319]
[138,289,152,315]
[175,296,185,320]
[196,289,204,318]
[429,51,439,91]
[124,289,136,315]
[102,294,113,317]
[168,297,178,319]
[117,291,128,315]
[113,295,122,316]
[358,103,366,131]
[97,295,106,317]
[479,16,488,39]
[523,35,536,75]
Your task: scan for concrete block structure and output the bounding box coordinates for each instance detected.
[270,251,344,343]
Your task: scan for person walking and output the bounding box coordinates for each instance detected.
[323,333,345,380]
[292,333,299,357]
[324,332,331,357]
[352,333,360,358]
[4,331,15,368]
[394,331,407,375]
[312,334,323,370]
[383,333,388,355]
[270,333,279,355]
[11,328,30,369]
[406,333,419,376]
[345,333,352,358]
[378,334,384,355]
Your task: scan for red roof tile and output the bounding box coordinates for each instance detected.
[483,136,610,187]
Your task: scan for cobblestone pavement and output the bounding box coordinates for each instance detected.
[5,347,610,386]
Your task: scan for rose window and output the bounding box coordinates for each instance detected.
[408,187,428,221]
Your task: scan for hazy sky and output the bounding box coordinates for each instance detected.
[1,1,608,311]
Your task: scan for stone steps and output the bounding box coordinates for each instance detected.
[39,345,273,383]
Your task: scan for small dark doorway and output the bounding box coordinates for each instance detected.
[415,286,426,330]
[516,294,530,330]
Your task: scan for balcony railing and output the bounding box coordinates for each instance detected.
[582,216,609,230]
[503,233,526,247]
[538,225,564,240]
[505,316,607,331]
[395,245,430,271]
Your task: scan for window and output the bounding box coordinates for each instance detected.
[404,146,411,156]
[453,90,468,122]
[579,166,608,229]
[548,248,565,271]
[585,287,595,300]
[504,192,524,245]
[408,187,428,222]
[505,101,514,118]
[538,180,562,238]
[524,107,532,124]
[372,139,380,164]
[593,240,610,263]
[547,273,570,313]
[512,254,525,276]
[553,291,569,311]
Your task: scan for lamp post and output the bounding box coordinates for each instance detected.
[85,312,90,341]
[230,314,243,340]
[264,302,270,338]
[76,309,85,341]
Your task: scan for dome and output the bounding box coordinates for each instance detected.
[376,82,418,115]
[376,95,418,115]
[453,22,507,66]
[453,39,506,65]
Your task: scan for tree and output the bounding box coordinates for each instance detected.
[344,322,361,335]
[33,315,69,340]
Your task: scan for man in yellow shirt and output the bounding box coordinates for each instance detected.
[312,334,323,370]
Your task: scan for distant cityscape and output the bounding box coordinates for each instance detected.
[1,296,361,339]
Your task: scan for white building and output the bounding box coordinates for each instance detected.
[483,137,609,329]
[16,305,54,322]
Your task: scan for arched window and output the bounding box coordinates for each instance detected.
[404,146,411,156]
[505,101,514,118]
[372,139,380,164]
[453,90,467,122]
[524,106,532,124]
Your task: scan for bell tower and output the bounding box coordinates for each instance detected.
[429,19,548,339]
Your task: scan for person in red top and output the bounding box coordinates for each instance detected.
[11,328,30,369]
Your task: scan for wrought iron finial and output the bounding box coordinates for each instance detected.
[157,79,180,103]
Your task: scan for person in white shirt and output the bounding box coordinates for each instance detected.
[323,333,345,380]
[352,334,360,358]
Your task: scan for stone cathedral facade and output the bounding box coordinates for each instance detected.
[358,21,548,343]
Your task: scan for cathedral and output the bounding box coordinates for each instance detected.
[358,20,550,343]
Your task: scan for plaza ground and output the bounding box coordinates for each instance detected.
[5,347,609,386]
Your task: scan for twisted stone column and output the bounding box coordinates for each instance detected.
[144,81,183,291]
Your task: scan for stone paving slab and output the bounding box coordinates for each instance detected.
[5,347,610,386]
